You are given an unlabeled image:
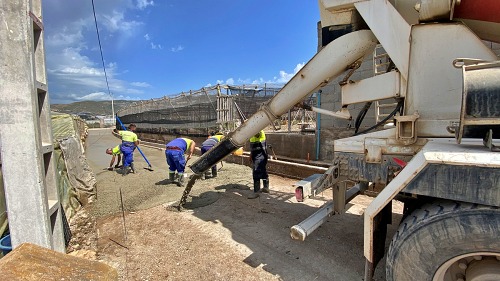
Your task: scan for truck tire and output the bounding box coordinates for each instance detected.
[386,201,500,281]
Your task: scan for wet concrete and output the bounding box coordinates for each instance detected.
[85,128,224,218]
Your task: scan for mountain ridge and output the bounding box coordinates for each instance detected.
[51,100,138,116]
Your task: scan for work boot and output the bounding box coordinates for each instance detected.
[121,165,128,176]
[130,163,135,174]
[211,166,218,178]
[177,173,185,187]
[261,179,270,193]
[247,179,260,199]
[247,192,260,199]
[168,172,175,184]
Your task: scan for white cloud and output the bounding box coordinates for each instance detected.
[115,94,141,101]
[43,1,150,103]
[294,63,305,73]
[144,33,162,49]
[101,10,142,34]
[275,62,305,83]
[59,66,103,76]
[77,92,113,101]
[151,42,163,50]
[47,27,85,47]
[211,63,304,90]
[137,0,154,10]
[74,91,141,102]
[170,45,184,52]
[131,82,151,87]
[216,78,235,85]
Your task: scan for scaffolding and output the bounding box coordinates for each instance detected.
[117,83,317,135]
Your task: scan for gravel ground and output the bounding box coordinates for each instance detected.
[67,128,403,281]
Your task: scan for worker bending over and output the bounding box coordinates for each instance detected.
[112,123,139,175]
[200,131,224,179]
[105,145,122,171]
[165,137,196,186]
[248,130,270,199]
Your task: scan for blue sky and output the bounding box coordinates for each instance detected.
[42,0,320,104]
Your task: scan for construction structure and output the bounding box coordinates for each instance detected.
[117,84,317,135]
[0,0,65,252]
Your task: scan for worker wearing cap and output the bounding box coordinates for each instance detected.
[105,145,122,171]
[248,130,270,199]
[112,123,139,175]
[200,131,224,179]
[165,137,196,186]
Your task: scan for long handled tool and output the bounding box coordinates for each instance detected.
[267,144,278,160]
[115,115,154,171]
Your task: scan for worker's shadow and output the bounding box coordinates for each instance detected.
[214,183,251,191]
[101,167,128,176]
[154,179,171,185]
[180,183,251,210]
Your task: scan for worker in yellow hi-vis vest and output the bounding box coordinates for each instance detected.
[105,145,122,171]
[165,137,196,187]
[200,131,224,179]
[112,123,140,175]
[248,130,270,199]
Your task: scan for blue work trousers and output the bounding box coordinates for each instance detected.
[201,145,217,172]
[120,142,135,167]
[166,149,186,173]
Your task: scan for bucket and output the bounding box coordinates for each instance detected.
[0,234,12,256]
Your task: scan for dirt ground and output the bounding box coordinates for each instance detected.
[68,128,403,281]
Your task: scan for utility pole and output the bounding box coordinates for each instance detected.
[111,94,115,118]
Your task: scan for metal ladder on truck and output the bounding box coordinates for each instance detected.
[373,44,399,124]
[0,0,65,252]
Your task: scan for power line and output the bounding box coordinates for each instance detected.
[91,0,114,116]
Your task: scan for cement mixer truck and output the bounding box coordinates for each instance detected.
[191,0,500,280]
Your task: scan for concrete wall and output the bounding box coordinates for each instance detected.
[245,133,316,161]
[318,54,376,130]
[138,132,317,161]
[318,128,356,160]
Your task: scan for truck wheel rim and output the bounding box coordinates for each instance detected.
[433,252,500,281]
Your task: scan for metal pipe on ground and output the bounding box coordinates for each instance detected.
[290,183,363,241]
[290,201,334,241]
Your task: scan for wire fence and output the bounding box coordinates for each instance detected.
[117,84,316,135]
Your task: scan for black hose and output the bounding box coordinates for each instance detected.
[354,99,404,136]
[354,102,372,134]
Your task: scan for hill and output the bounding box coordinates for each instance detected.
[51,100,138,116]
